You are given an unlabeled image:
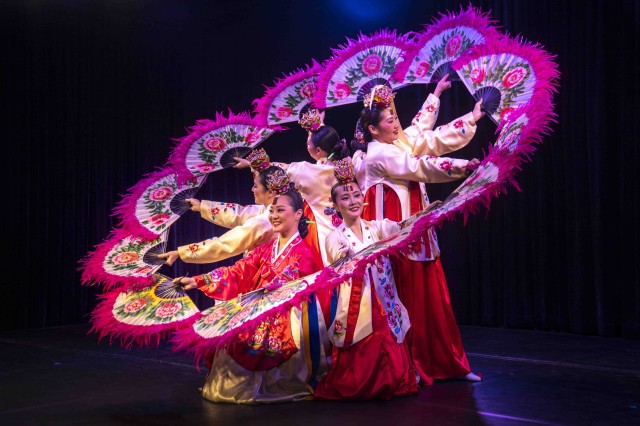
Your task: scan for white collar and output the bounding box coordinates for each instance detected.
[273,231,300,259]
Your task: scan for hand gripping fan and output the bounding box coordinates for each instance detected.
[392,4,501,84]
[453,36,560,125]
[79,229,168,290]
[112,168,206,241]
[89,273,200,348]
[313,28,412,109]
[167,111,278,183]
[253,60,324,127]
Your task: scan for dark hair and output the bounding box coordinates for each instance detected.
[350,107,386,153]
[309,125,349,161]
[274,188,309,238]
[257,165,286,190]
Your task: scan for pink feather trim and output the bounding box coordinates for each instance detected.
[313,28,412,109]
[252,60,324,127]
[393,4,502,83]
[88,287,200,350]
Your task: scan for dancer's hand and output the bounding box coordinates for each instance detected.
[472,99,485,122]
[233,157,251,169]
[173,276,197,291]
[434,74,451,97]
[466,158,481,173]
[158,250,180,266]
[185,198,201,212]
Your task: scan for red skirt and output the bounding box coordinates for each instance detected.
[363,183,471,385]
[314,289,418,400]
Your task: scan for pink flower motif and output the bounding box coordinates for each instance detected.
[267,335,282,352]
[245,132,260,143]
[470,68,486,84]
[248,331,265,347]
[113,251,139,265]
[439,160,453,171]
[331,213,343,227]
[333,82,352,100]
[124,297,147,313]
[361,54,383,76]
[225,203,235,208]
[453,119,464,129]
[300,81,317,100]
[425,104,436,113]
[195,163,216,173]
[275,106,293,118]
[414,61,431,78]
[203,136,226,152]
[203,307,228,324]
[149,213,171,226]
[134,266,153,274]
[501,131,519,148]
[210,207,220,216]
[155,302,182,318]
[333,320,345,336]
[149,186,173,201]
[500,107,515,121]
[445,34,462,57]
[502,66,528,88]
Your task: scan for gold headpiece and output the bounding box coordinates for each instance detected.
[363,85,395,109]
[333,159,356,184]
[298,108,323,132]
[246,148,270,173]
[266,170,291,195]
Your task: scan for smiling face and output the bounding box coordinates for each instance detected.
[332,182,364,224]
[368,107,399,144]
[269,194,302,238]
[252,174,273,206]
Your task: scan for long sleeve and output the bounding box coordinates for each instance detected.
[324,231,347,265]
[199,200,264,228]
[394,93,440,152]
[193,244,266,300]
[177,214,274,264]
[404,106,477,157]
[369,142,470,184]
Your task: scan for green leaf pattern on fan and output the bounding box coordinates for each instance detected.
[140,177,200,233]
[406,29,478,82]
[327,47,399,104]
[196,127,256,165]
[268,78,317,123]
[106,236,164,275]
[460,60,532,118]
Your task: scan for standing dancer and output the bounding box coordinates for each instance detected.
[355,84,484,384]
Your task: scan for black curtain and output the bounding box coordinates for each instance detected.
[3,0,638,339]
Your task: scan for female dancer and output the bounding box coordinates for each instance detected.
[177,174,330,404]
[355,84,484,385]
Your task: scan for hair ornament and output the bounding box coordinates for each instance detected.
[246,148,271,173]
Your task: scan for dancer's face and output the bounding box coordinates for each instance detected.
[306,134,324,161]
[333,182,364,223]
[369,107,399,144]
[252,175,272,206]
[269,194,302,237]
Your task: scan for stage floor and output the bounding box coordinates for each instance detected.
[1,324,638,425]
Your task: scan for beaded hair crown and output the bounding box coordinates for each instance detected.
[246,148,270,173]
[266,169,291,195]
[333,158,356,184]
[298,108,323,132]
[362,84,395,109]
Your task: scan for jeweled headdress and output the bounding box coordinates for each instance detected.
[298,108,323,132]
[363,85,395,109]
[266,170,291,195]
[333,159,356,184]
[246,148,271,173]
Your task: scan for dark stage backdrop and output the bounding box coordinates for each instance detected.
[2,0,638,339]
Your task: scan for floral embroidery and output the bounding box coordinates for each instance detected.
[331,213,343,227]
[453,120,464,129]
[210,207,220,216]
[426,104,436,113]
[333,319,346,337]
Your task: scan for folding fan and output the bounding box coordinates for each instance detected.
[167,111,278,183]
[392,4,501,85]
[172,271,321,358]
[453,36,559,125]
[112,168,206,241]
[171,202,445,359]
[253,60,323,127]
[90,273,200,348]
[313,29,411,109]
[79,230,168,290]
